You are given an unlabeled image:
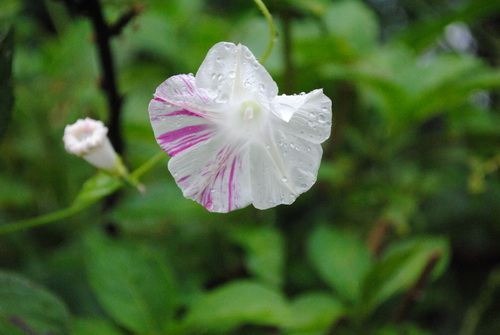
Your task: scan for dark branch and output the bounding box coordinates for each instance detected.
[84,0,124,154]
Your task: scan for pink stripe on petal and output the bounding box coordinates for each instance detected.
[158,124,214,157]
[228,156,237,211]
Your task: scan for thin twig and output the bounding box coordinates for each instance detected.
[367,220,393,257]
[108,3,144,36]
[392,251,441,322]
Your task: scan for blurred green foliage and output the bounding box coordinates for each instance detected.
[0,0,499,334]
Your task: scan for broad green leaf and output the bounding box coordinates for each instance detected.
[85,231,178,334]
[0,270,71,335]
[308,225,372,302]
[362,237,450,310]
[184,280,291,332]
[72,318,125,335]
[323,0,379,54]
[73,171,123,208]
[230,225,284,287]
[285,292,344,334]
[0,28,14,140]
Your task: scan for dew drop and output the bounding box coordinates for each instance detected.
[216,56,222,62]
[216,93,229,104]
[245,49,253,58]
[217,74,224,81]
[228,70,236,78]
[211,73,217,80]
[307,120,314,127]
[258,83,265,91]
[265,145,270,150]
[307,147,311,152]
[321,106,328,112]
[210,188,215,193]
[205,201,213,210]
[299,92,306,96]
[318,113,326,123]
[309,111,316,117]
[282,177,288,183]
[244,81,252,88]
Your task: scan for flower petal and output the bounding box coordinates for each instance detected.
[248,120,324,210]
[195,42,279,103]
[150,74,216,118]
[149,74,220,157]
[273,89,332,142]
[168,135,252,213]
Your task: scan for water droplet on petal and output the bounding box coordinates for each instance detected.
[216,56,222,62]
[258,83,265,91]
[300,92,306,95]
[216,92,229,104]
[307,120,314,127]
[322,106,328,112]
[211,73,217,80]
[244,81,252,88]
[265,145,270,150]
[282,177,288,183]
[318,114,326,123]
[205,201,213,210]
[309,111,316,117]
[228,71,236,78]
[210,188,215,193]
[245,50,252,58]
[217,74,224,81]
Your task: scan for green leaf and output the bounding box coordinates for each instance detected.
[85,231,178,334]
[362,237,450,310]
[0,270,71,335]
[184,280,291,332]
[285,292,344,334]
[0,27,14,140]
[72,318,125,335]
[323,0,379,54]
[230,225,285,287]
[309,224,372,302]
[73,171,123,208]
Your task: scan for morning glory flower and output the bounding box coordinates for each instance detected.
[149,42,332,213]
[63,118,122,174]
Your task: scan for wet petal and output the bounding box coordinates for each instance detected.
[168,135,252,213]
[273,89,332,143]
[248,118,324,210]
[196,42,278,103]
[150,74,216,118]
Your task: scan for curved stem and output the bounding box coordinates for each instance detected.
[0,153,166,235]
[253,0,276,64]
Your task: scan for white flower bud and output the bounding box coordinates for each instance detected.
[63,118,118,172]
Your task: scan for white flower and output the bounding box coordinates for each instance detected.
[149,42,332,213]
[63,118,119,172]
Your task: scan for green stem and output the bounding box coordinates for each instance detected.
[0,152,166,235]
[253,0,276,64]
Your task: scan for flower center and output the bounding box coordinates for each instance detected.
[240,100,261,122]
